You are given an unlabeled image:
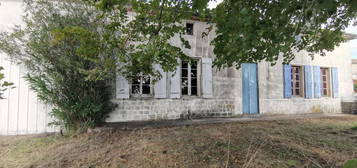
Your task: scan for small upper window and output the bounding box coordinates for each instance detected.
[291,66,303,96]
[321,68,331,96]
[186,23,194,35]
[131,74,151,97]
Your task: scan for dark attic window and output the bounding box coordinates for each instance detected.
[186,23,194,35]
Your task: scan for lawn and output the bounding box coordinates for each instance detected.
[1,116,357,168]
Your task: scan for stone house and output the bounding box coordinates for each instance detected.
[0,0,355,135]
[107,19,355,122]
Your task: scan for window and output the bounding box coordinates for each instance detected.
[321,68,331,96]
[131,75,151,96]
[186,23,194,35]
[181,60,198,96]
[291,66,303,96]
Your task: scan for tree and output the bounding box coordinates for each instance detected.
[212,0,357,68]
[90,0,357,69]
[89,0,211,78]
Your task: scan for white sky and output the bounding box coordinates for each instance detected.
[208,0,223,9]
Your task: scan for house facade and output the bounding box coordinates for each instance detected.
[107,19,354,122]
[0,0,355,135]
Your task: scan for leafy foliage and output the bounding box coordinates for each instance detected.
[89,0,210,79]
[212,0,357,68]
[89,0,357,69]
[0,66,13,99]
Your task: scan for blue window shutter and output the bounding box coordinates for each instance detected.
[249,63,259,114]
[283,64,292,98]
[242,63,259,114]
[331,67,339,98]
[304,65,313,99]
[313,66,321,98]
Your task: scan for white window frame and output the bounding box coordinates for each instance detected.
[130,74,153,98]
[181,59,201,97]
[291,65,304,97]
[320,67,331,97]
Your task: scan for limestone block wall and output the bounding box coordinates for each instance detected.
[257,42,353,115]
[107,70,239,122]
[107,99,235,122]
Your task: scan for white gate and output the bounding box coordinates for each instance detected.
[0,53,57,135]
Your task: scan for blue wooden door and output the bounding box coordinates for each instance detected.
[242,63,259,114]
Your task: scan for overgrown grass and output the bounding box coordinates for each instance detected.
[1,116,357,168]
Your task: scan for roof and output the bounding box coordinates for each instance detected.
[352,59,357,64]
[343,33,357,41]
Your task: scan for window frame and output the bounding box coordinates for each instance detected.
[320,67,331,97]
[130,74,153,98]
[181,59,201,97]
[291,65,304,97]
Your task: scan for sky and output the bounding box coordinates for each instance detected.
[208,0,357,58]
[208,0,223,9]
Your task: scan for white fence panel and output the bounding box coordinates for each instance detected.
[0,53,58,135]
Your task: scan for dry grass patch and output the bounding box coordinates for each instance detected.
[0,116,357,168]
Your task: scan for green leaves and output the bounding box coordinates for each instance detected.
[88,0,211,79]
[0,66,14,99]
[212,0,357,69]
[100,0,208,80]
[9,0,354,76]
[51,26,101,62]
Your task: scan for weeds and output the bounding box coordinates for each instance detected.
[1,116,357,168]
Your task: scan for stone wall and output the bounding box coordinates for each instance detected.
[107,98,235,122]
[107,18,354,122]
